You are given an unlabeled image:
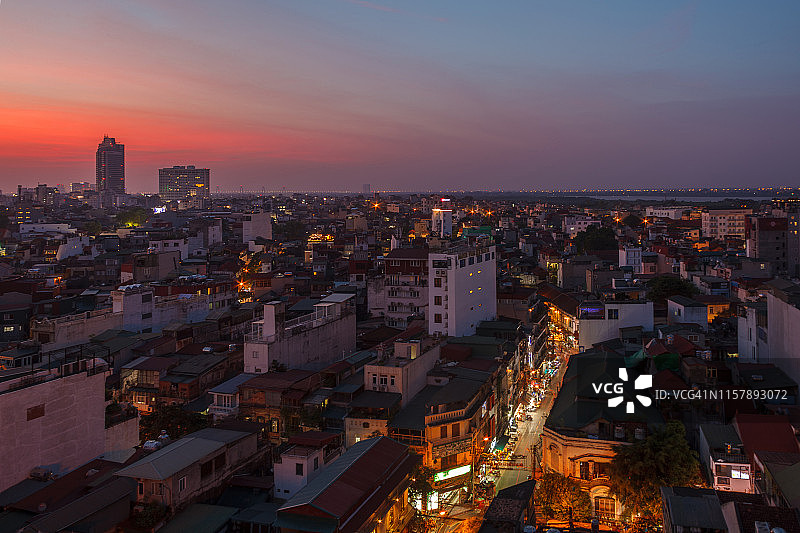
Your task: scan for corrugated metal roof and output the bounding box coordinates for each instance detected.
[280,437,409,520]
[210,373,259,395]
[115,438,224,480]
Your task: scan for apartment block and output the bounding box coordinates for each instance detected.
[245,294,356,373]
[428,243,497,337]
[384,248,428,329]
[701,209,750,239]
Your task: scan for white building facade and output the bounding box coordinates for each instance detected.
[428,243,497,337]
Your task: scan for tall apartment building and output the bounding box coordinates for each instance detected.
[701,209,750,240]
[384,248,429,329]
[245,294,356,373]
[745,217,788,272]
[428,243,497,337]
[431,208,453,237]
[158,165,211,203]
[96,136,125,194]
[431,198,453,237]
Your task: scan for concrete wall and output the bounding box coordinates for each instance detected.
[364,345,440,407]
[245,312,356,373]
[345,417,388,448]
[577,301,653,350]
[33,310,122,352]
[767,293,800,387]
[0,370,106,492]
[667,301,708,330]
[105,415,140,456]
[274,448,324,498]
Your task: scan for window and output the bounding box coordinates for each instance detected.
[595,497,615,515]
[434,278,442,288]
[607,308,619,320]
[434,313,442,324]
[452,423,460,437]
[138,482,144,495]
[201,460,213,479]
[441,454,458,470]
[252,351,258,359]
[440,426,448,438]
[363,422,371,428]
[380,376,388,385]
[142,293,152,303]
[296,463,304,476]
[314,457,319,470]
[214,454,226,470]
[179,476,187,492]
[141,312,152,320]
[459,259,466,268]
[390,375,395,386]
[372,374,377,384]
[27,404,45,421]
[434,296,442,306]
[468,257,474,265]
[3,326,14,333]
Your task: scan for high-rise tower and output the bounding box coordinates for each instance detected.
[96,136,125,194]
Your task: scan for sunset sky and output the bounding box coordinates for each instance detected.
[1,1,799,193]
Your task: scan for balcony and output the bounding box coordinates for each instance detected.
[425,407,467,425]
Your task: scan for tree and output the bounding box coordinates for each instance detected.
[116,207,151,228]
[82,221,103,236]
[133,502,167,528]
[139,405,209,442]
[646,276,697,303]
[573,225,618,254]
[273,220,307,241]
[608,421,702,522]
[535,472,592,521]
[408,459,436,510]
[623,214,642,228]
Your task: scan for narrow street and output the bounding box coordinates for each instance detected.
[432,353,570,533]
[495,354,568,492]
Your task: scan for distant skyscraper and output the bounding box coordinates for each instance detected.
[158,165,211,203]
[362,183,371,195]
[96,136,125,194]
[431,198,453,237]
[71,181,93,193]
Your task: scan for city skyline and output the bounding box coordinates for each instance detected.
[1,1,799,193]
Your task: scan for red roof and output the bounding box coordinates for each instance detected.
[733,413,800,461]
[653,369,689,391]
[289,431,341,447]
[242,369,317,391]
[384,248,428,259]
[280,436,417,533]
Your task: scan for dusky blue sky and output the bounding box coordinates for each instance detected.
[1,0,798,191]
